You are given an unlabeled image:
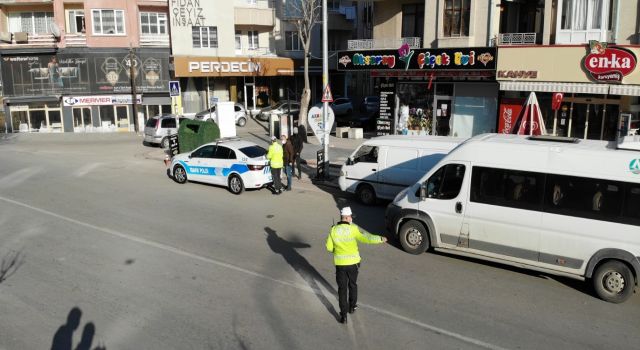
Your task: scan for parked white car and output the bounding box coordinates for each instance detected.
[170,138,272,194]
[339,135,465,204]
[194,103,248,127]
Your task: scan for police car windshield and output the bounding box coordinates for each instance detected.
[239,146,267,158]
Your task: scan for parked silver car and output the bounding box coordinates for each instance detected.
[257,101,301,121]
[143,114,187,148]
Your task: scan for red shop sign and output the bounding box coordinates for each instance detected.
[583,40,637,83]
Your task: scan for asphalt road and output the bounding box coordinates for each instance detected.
[0,132,638,350]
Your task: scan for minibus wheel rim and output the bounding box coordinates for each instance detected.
[603,271,625,294]
[406,228,423,246]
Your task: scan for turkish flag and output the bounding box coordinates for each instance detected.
[551,92,564,111]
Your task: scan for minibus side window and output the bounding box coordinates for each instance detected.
[471,166,544,210]
[622,185,640,225]
[353,145,378,164]
[425,164,466,199]
[544,174,624,222]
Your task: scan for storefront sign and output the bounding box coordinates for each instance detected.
[337,47,496,71]
[497,70,538,79]
[583,41,637,83]
[174,56,294,77]
[378,80,395,120]
[552,92,564,111]
[1,50,170,97]
[376,118,392,136]
[63,95,142,107]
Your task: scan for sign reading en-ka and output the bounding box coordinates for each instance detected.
[583,40,637,83]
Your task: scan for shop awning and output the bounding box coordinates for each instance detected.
[498,81,610,94]
[609,85,640,96]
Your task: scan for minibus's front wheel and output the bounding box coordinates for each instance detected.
[592,260,635,303]
[398,220,429,255]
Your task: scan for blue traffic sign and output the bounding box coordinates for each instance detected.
[169,81,180,97]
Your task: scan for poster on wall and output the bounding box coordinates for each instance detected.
[1,50,170,97]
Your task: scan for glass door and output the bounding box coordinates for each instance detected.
[73,107,92,132]
[115,105,130,131]
[48,109,62,132]
[434,97,453,136]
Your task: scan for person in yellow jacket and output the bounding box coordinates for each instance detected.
[266,135,284,194]
[326,206,387,324]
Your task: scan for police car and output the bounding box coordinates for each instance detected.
[170,138,272,194]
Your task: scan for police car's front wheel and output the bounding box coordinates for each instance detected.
[173,165,187,184]
[228,174,244,195]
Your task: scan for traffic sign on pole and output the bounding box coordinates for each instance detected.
[321,84,334,103]
[169,81,181,97]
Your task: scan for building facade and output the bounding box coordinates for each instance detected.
[169,0,297,115]
[0,0,172,133]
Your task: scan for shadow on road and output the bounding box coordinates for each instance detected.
[0,249,25,284]
[51,306,106,350]
[264,226,339,321]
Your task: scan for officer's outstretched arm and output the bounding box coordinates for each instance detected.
[354,226,385,244]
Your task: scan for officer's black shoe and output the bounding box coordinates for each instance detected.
[339,314,347,324]
[349,305,357,314]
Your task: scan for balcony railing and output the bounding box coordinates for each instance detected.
[498,33,537,45]
[0,33,56,48]
[237,47,276,57]
[140,34,170,47]
[65,33,86,47]
[347,37,421,50]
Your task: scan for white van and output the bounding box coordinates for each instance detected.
[385,134,640,303]
[338,135,465,204]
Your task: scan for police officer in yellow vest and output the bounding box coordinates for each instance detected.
[326,206,387,324]
[267,135,284,194]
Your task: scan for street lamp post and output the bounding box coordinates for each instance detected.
[322,0,329,177]
[129,47,139,133]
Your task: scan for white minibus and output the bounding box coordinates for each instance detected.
[339,135,465,204]
[385,134,640,303]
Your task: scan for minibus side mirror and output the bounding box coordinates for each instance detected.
[346,157,353,166]
[419,183,427,201]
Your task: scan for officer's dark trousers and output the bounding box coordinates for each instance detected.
[336,264,359,316]
[270,167,282,191]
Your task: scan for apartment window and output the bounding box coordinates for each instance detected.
[192,26,218,48]
[8,12,54,34]
[248,30,259,49]
[402,4,424,38]
[66,10,85,34]
[140,12,167,35]
[92,9,125,35]
[285,31,301,50]
[443,0,470,37]
[328,0,340,11]
[561,0,614,31]
[235,30,242,50]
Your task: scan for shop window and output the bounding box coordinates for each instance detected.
[443,0,470,37]
[140,12,167,35]
[73,107,91,130]
[99,106,116,127]
[8,12,54,35]
[30,110,46,131]
[66,10,85,34]
[12,111,29,132]
[92,9,125,35]
[161,105,172,114]
[402,4,424,38]
[192,26,218,48]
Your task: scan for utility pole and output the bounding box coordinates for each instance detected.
[129,47,139,133]
[322,0,329,177]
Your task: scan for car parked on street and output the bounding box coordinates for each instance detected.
[257,101,300,121]
[143,114,188,148]
[330,97,354,117]
[194,103,248,127]
[360,96,380,118]
[170,138,272,194]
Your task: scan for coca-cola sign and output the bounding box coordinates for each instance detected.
[583,40,636,83]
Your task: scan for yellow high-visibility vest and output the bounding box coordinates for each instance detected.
[267,142,284,169]
[326,223,384,266]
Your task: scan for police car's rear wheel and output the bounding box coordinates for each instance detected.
[228,174,244,195]
[399,220,429,255]
[173,165,187,184]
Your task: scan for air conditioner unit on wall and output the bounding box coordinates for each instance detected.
[13,32,28,43]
